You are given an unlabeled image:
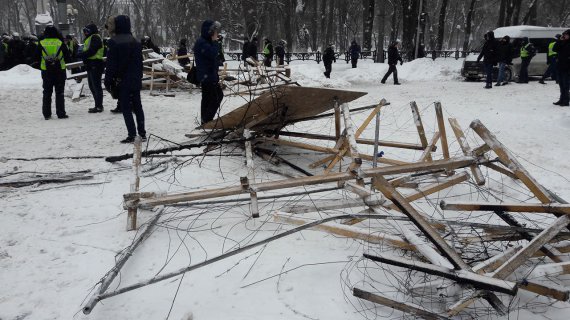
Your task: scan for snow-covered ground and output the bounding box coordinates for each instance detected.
[1,58,570,320]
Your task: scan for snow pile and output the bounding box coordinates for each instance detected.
[0,64,42,89]
[290,58,462,88]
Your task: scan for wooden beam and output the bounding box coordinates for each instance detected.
[419,132,440,162]
[448,118,485,185]
[530,261,570,278]
[243,130,259,218]
[470,119,554,203]
[341,103,362,171]
[410,101,432,161]
[440,201,570,215]
[127,137,142,231]
[138,157,477,208]
[363,253,517,295]
[353,287,449,320]
[482,162,518,180]
[435,102,450,159]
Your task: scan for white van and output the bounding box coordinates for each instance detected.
[462,26,567,81]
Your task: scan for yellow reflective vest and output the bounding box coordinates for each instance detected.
[40,38,65,71]
[84,34,104,60]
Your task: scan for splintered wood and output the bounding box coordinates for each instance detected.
[102,89,570,318]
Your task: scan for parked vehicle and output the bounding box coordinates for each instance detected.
[461,26,567,81]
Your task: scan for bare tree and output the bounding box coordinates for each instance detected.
[436,0,448,50]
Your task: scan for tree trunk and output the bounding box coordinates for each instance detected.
[497,0,507,27]
[325,0,335,47]
[376,0,386,62]
[309,0,318,51]
[401,0,419,60]
[283,0,294,51]
[462,0,477,52]
[436,0,448,50]
[390,1,398,42]
[363,0,375,51]
[241,0,258,39]
[512,0,523,25]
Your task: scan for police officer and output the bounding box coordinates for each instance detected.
[80,24,105,113]
[275,40,286,66]
[38,26,69,120]
[262,38,273,67]
[540,34,560,84]
[517,37,536,83]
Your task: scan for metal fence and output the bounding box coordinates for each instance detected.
[226,49,474,64]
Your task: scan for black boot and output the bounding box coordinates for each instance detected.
[88,107,104,113]
[120,136,135,144]
[110,107,122,114]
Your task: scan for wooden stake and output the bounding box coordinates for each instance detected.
[410,101,432,161]
[127,136,142,231]
[435,102,450,159]
[419,132,440,162]
[448,118,485,185]
[470,119,554,203]
[440,201,570,215]
[244,129,259,218]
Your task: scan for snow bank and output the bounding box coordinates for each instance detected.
[0,65,42,89]
[290,58,462,88]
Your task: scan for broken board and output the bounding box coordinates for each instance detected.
[201,86,367,131]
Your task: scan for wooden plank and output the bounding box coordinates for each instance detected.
[472,144,491,157]
[482,162,518,179]
[517,281,570,301]
[530,261,570,278]
[353,287,449,320]
[410,101,432,161]
[244,130,259,218]
[334,100,341,140]
[363,253,517,295]
[448,118,485,185]
[440,201,570,215]
[273,214,415,250]
[419,132,440,162]
[139,157,477,208]
[435,102,450,159]
[371,174,471,270]
[341,103,361,170]
[127,137,142,231]
[470,119,554,203]
[71,83,84,102]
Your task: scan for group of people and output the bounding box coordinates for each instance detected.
[477,29,570,106]
[37,16,146,143]
[0,33,40,70]
[240,37,286,67]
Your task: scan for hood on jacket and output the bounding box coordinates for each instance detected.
[485,31,495,41]
[43,26,59,39]
[200,20,220,39]
[115,15,132,35]
[105,15,116,36]
[83,23,99,37]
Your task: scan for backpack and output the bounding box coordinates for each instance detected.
[41,44,63,73]
[186,59,200,85]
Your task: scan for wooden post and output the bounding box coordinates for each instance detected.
[127,136,142,231]
[244,129,259,218]
[448,118,485,185]
[410,101,432,161]
[341,103,362,171]
[334,100,341,140]
[419,132,440,162]
[434,102,450,159]
[470,119,554,203]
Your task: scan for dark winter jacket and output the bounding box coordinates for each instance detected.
[477,31,498,64]
[247,39,258,61]
[241,40,250,61]
[275,43,285,60]
[193,20,220,84]
[349,42,361,60]
[142,37,160,54]
[104,15,143,91]
[387,44,402,65]
[496,37,513,64]
[323,46,336,65]
[177,39,190,66]
[80,23,103,63]
[554,39,570,73]
[7,38,26,65]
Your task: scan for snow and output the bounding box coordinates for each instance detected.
[493,25,567,39]
[2,58,570,320]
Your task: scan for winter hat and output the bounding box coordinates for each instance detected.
[564,29,570,36]
[208,21,221,35]
[555,34,561,39]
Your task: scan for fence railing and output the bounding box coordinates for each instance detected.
[226,49,475,64]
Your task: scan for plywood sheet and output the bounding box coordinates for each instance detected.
[202,86,367,131]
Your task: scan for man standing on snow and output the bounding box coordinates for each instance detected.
[381,40,403,85]
[38,25,69,120]
[495,36,512,86]
[322,43,336,78]
[79,24,105,113]
[105,15,146,143]
[517,37,536,84]
[553,30,570,107]
[477,31,498,89]
[262,37,273,67]
[275,40,286,66]
[194,20,224,125]
[177,38,190,68]
[349,40,361,68]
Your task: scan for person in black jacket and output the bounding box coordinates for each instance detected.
[105,15,146,143]
[247,37,259,63]
[322,43,336,78]
[142,36,160,54]
[275,40,286,66]
[495,36,512,86]
[349,40,361,68]
[477,31,498,89]
[177,38,190,67]
[241,37,250,63]
[193,20,224,124]
[79,23,105,113]
[381,40,403,85]
[553,30,570,106]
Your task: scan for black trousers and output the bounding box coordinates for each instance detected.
[519,58,531,83]
[201,82,224,124]
[86,61,104,108]
[119,88,146,138]
[558,72,570,104]
[382,64,399,83]
[42,70,66,118]
[324,63,332,78]
[351,58,358,68]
